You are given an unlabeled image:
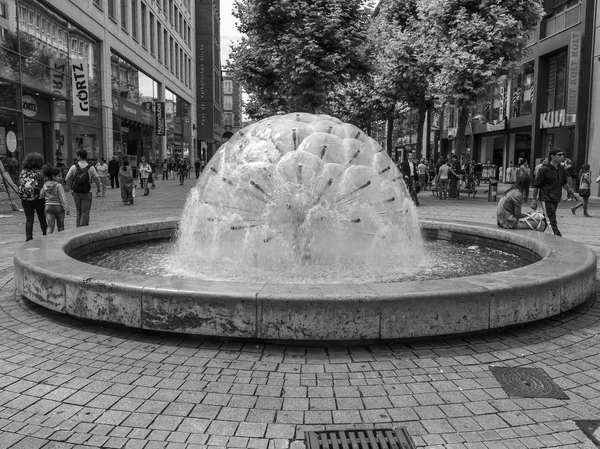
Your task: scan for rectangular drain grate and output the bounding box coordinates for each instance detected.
[305,427,416,449]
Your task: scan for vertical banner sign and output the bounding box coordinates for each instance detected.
[567,31,581,115]
[499,84,505,119]
[71,59,90,116]
[49,59,69,98]
[155,102,166,136]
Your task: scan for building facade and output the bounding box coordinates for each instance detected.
[221,72,242,136]
[421,0,594,183]
[0,0,196,180]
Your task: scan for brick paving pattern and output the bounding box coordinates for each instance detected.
[0,178,600,448]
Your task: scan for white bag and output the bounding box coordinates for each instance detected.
[519,210,546,231]
[132,185,136,198]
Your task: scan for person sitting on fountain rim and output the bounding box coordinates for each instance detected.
[530,148,579,236]
[497,171,546,231]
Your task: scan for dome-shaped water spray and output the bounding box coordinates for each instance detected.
[172,113,424,283]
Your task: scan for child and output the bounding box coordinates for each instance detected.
[40,165,70,233]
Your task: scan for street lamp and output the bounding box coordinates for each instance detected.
[468,114,486,162]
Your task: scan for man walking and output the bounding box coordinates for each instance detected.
[108,155,120,188]
[65,149,101,227]
[531,149,579,236]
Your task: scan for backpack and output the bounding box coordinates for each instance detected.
[71,164,91,193]
[18,169,42,200]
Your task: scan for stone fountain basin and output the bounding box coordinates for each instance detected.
[13,219,596,342]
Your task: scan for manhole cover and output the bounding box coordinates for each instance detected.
[305,427,416,449]
[576,420,600,447]
[489,366,568,399]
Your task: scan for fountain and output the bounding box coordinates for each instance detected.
[170,112,424,284]
[13,113,597,342]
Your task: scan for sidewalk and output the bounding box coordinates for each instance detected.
[0,178,599,448]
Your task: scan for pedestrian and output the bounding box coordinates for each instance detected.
[161,159,169,180]
[65,149,102,227]
[95,157,109,196]
[497,171,546,231]
[417,159,427,192]
[40,164,70,233]
[449,154,461,199]
[571,164,592,217]
[108,155,120,188]
[531,149,579,236]
[149,159,157,188]
[17,152,47,241]
[194,159,201,179]
[200,159,206,173]
[177,159,187,185]
[138,157,152,195]
[169,158,176,180]
[119,159,135,205]
[435,159,451,200]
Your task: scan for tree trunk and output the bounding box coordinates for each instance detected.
[416,103,427,160]
[386,116,394,158]
[456,106,470,164]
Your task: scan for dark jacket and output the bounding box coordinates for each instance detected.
[533,162,567,203]
[401,161,418,180]
[108,158,120,175]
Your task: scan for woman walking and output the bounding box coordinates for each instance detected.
[95,157,109,196]
[119,159,135,205]
[571,164,592,217]
[18,152,47,241]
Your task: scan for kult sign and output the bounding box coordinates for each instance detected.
[71,59,90,116]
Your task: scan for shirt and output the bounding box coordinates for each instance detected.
[496,189,526,229]
[533,162,567,203]
[65,161,101,192]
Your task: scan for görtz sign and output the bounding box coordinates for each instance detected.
[22,95,38,118]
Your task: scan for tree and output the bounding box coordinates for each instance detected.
[422,0,543,157]
[367,0,436,157]
[227,0,371,119]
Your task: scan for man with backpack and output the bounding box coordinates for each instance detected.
[65,149,102,227]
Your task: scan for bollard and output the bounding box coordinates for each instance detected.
[488,178,498,202]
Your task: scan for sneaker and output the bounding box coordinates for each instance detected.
[571,207,576,215]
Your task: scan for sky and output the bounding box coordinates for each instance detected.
[220,0,242,67]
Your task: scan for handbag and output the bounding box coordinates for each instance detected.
[579,188,590,197]
[132,185,136,198]
[519,210,546,231]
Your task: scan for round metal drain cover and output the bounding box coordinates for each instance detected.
[489,366,569,399]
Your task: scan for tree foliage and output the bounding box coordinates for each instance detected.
[227,0,371,119]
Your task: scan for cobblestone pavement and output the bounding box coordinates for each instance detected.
[0,178,600,448]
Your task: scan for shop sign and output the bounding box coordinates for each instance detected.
[71,58,90,116]
[567,31,581,114]
[486,119,506,132]
[6,131,17,152]
[49,59,69,98]
[22,95,38,118]
[539,109,576,128]
[0,127,4,154]
[155,102,166,136]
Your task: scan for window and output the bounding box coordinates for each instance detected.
[0,3,6,19]
[223,80,233,94]
[149,12,155,54]
[121,0,128,31]
[157,22,162,61]
[179,48,183,80]
[174,6,179,32]
[164,30,169,69]
[141,3,147,48]
[541,0,581,38]
[108,0,115,20]
[175,42,179,77]
[169,36,173,72]
[223,112,233,127]
[93,0,102,8]
[132,0,138,40]
[223,95,233,110]
[168,0,173,23]
[545,51,567,112]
